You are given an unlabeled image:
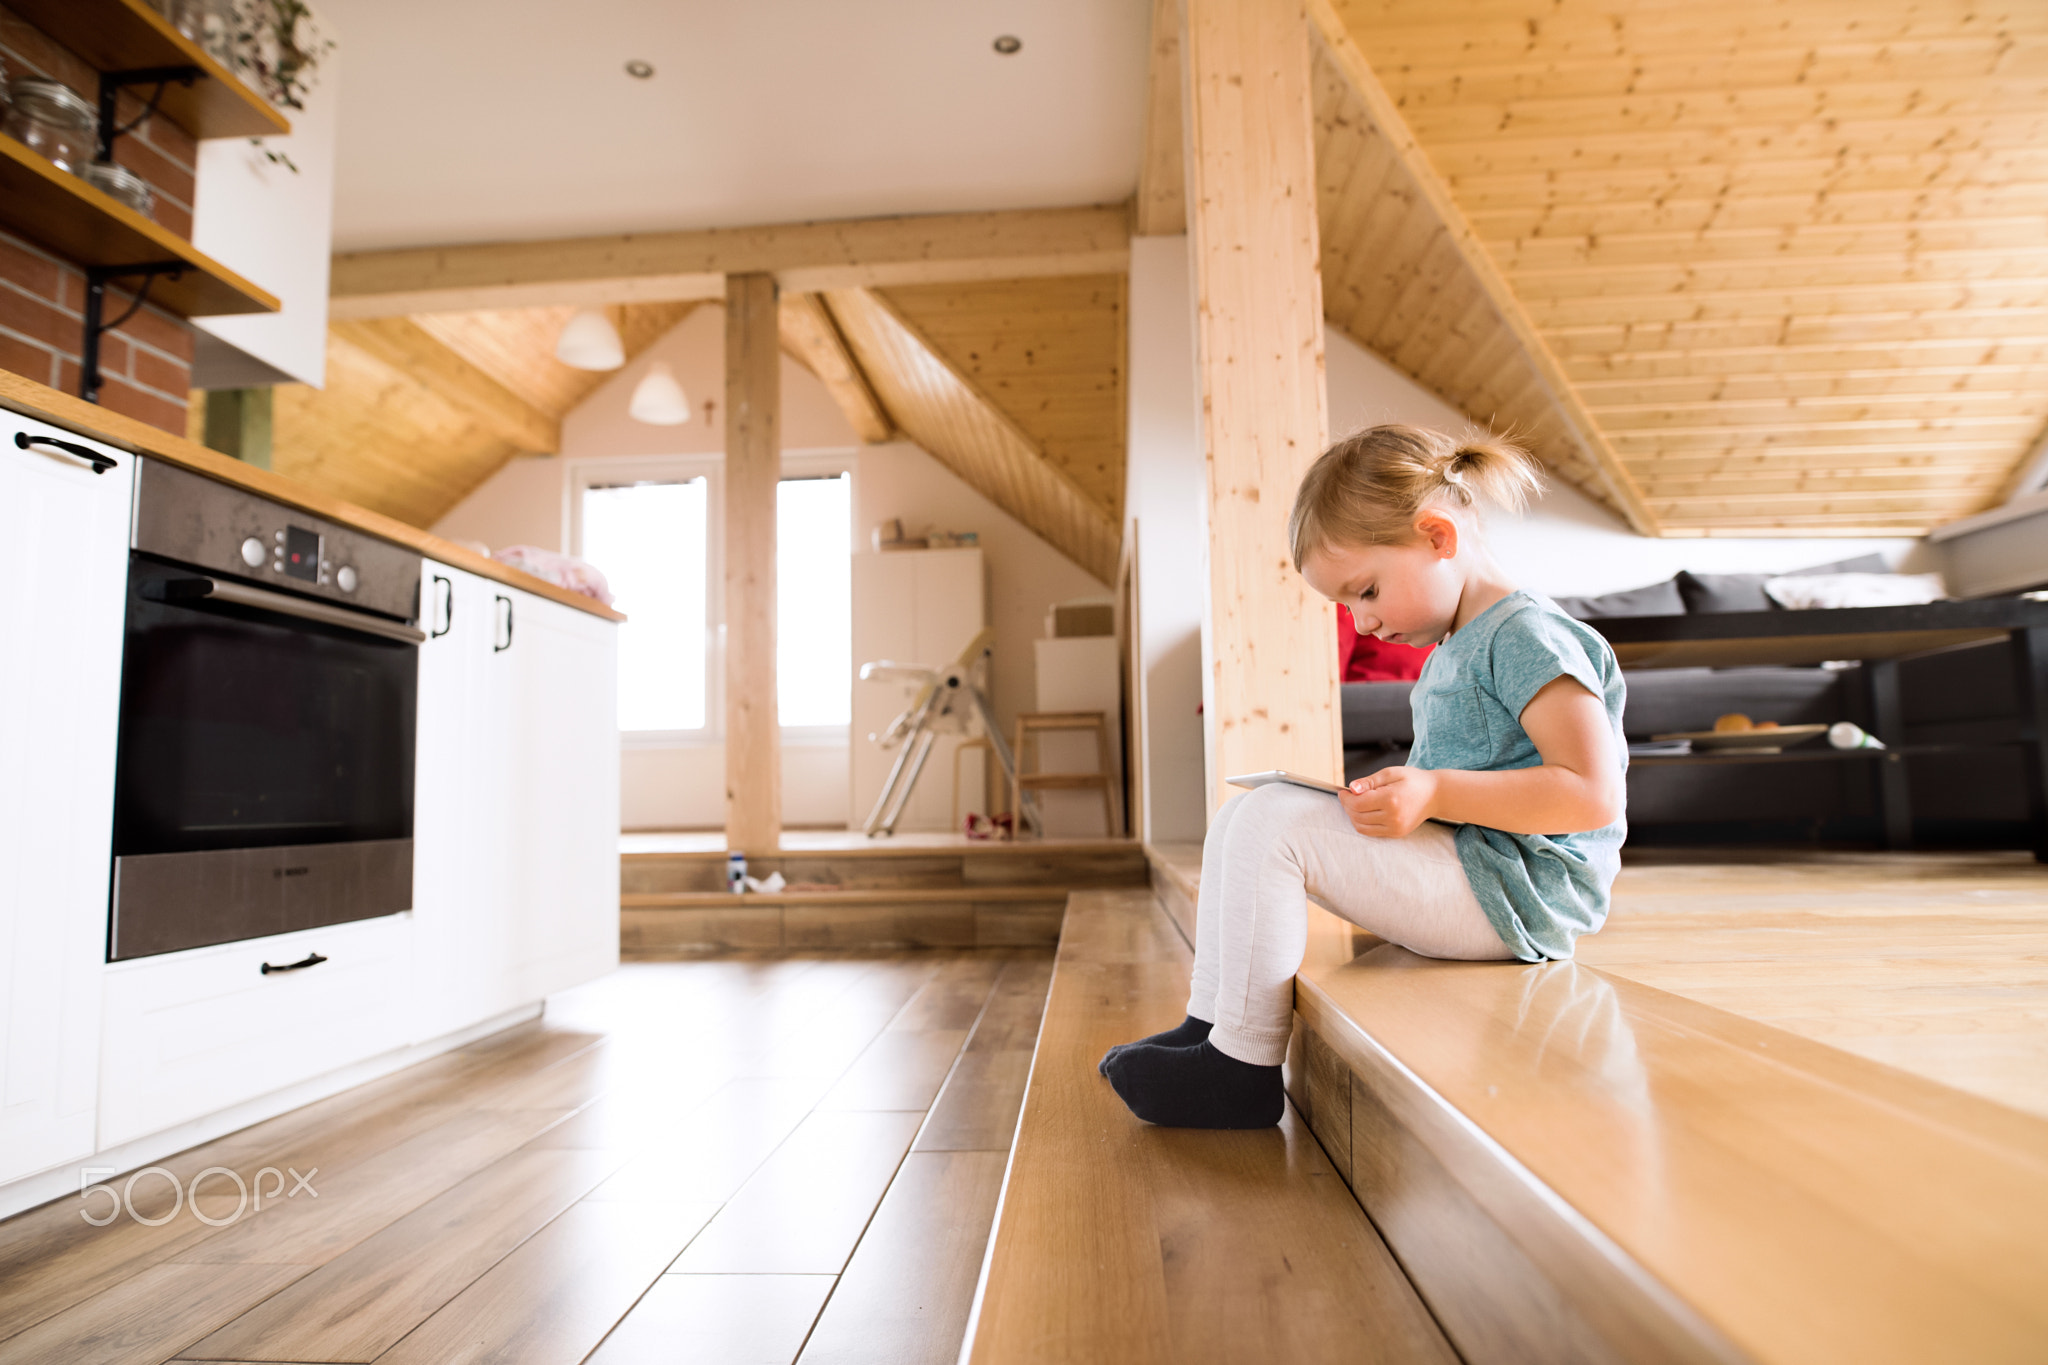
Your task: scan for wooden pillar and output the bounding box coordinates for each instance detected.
[724,272,781,853]
[203,388,273,469]
[1184,0,1341,810]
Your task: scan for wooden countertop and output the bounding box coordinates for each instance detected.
[0,370,624,622]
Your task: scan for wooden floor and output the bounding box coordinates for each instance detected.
[1153,841,2048,1121]
[620,830,1138,855]
[0,950,1052,1365]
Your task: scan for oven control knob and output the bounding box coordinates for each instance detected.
[240,536,266,568]
[336,565,359,593]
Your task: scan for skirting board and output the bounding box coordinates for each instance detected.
[0,1001,543,1222]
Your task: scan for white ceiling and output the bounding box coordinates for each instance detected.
[319,0,1151,253]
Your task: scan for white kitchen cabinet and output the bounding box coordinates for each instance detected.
[412,565,618,1041]
[502,591,620,1002]
[0,414,131,1184]
[412,563,517,1041]
[850,548,987,832]
[97,914,413,1149]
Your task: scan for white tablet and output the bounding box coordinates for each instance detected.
[1225,769,1349,797]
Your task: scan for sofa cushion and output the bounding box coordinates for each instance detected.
[1554,577,1685,620]
[1676,553,1890,614]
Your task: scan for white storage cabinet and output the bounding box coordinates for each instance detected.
[413,564,619,1041]
[0,413,132,1185]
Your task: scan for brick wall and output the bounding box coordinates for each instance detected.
[0,3,199,434]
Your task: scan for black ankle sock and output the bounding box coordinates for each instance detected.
[1101,1039,1284,1129]
[1097,1015,1212,1075]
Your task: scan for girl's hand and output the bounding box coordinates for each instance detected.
[1340,767,1439,839]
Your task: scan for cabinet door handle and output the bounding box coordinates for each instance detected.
[14,430,115,473]
[494,594,514,652]
[431,575,454,638]
[260,952,328,975]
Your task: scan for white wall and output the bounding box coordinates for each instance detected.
[1324,328,1929,592]
[1124,236,1208,842]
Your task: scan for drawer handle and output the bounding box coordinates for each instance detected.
[15,430,116,473]
[260,952,328,975]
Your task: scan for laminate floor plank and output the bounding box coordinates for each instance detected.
[1582,851,2048,1120]
[961,957,1055,1053]
[0,1260,305,1365]
[368,1197,720,1365]
[817,1030,972,1112]
[913,1049,1035,1153]
[580,1076,839,1205]
[169,1106,576,1267]
[583,1274,836,1365]
[670,1109,925,1275]
[888,955,1011,1032]
[0,949,1061,1365]
[797,1151,1008,1365]
[175,1147,627,1363]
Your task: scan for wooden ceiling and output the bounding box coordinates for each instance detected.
[1309,0,2048,536]
[263,273,1127,581]
[267,303,695,530]
[827,283,1124,581]
[265,0,2045,554]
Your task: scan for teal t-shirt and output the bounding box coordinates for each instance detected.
[1407,590,1628,962]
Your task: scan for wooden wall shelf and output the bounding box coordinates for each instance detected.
[9,0,291,142]
[0,134,277,317]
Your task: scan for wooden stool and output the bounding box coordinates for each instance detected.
[1012,711,1114,838]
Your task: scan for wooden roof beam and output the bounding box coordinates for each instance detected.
[330,205,1132,319]
[327,317,560,453]
[1308,0,1661,537]
[1134,0,1187,236]
[778,292,893,444]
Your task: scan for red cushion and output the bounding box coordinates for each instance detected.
[1336,604,1433,682]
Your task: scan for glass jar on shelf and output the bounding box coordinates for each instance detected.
[164,0,238,67]
[83,162,156,220]
[3,78,97,176]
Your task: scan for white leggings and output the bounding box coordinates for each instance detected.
[1187,782,1514,1065]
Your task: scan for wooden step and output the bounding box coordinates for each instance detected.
[623,839,1150,896]
[621,887,1071,956]
[1291,902,2048,1364]
[960,889,1456,1364]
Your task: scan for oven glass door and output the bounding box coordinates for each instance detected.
[113,554,418,859]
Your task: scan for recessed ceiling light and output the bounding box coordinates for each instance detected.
[992,35,1022,55]
[624,59,655,79]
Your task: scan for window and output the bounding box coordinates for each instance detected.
[778,472,852,729]
[580,476,710,733]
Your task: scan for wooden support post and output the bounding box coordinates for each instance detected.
[724,272,781,853]
[202,388,273,469]
[1185,0,1342,809]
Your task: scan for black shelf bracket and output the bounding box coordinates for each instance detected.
[96,66,202,161]
[81,262,185,405]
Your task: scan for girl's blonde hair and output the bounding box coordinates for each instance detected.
[1288,424,1543,567]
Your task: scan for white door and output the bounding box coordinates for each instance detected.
[502,590,619,1002]
[0,415,132,1183]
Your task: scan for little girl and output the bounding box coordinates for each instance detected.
[1101,424,1629,1128]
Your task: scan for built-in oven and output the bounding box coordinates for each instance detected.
[109,459,426,961]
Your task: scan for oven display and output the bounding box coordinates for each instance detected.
[283,525,321,582]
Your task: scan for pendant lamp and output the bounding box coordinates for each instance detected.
[554,308,625,370]
[629,360,691,425]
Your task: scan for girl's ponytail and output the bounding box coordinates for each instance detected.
[1288,424,1542,567]
[1438,437,1541,517]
